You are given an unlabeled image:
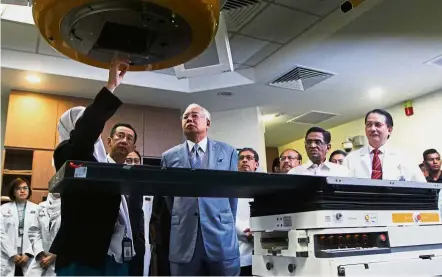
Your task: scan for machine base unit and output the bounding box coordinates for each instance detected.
[252,224,442,276]
[252,253,442,276]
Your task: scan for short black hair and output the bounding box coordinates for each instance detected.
[110,123,138,143]
[133,150,142,160]
[272,157,280,172]
[329,150,347,162]
[280,149,303,162]
[423,148,439,161]
[8,178,32,201]
[365,109,394,128]
[238,148,259,162]
[305,127,331,144]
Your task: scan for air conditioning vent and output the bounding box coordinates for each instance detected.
[270,66,334,91]
[287,111,338,125]
[222,0,266,32]
[222,0,260,11]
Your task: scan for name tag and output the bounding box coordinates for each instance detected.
[122,237,133,262]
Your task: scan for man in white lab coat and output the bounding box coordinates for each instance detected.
[236,148,259,276]
[344,109,426,182]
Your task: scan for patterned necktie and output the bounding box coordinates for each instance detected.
[190,144,202,169]
[371,149,383,179]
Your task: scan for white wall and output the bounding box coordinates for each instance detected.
[280,90,442,165]
[210,107,267,172]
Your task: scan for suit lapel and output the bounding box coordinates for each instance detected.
[179,142,191,168]
[360,146,371,175]
[208,139,218,170]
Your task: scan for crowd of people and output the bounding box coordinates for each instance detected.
[1,59,440,276]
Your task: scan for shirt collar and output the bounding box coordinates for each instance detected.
[368,143,387,154]
[107,154,116,164]
[306,160,330,170]
[187,137,208,153]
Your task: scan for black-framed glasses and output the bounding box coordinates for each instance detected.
[239,155,255,161]
[15,186,29,191]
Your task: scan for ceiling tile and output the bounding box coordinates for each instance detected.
[243,42,280,66]
[1,20,39,53]
[230,35,269,64]
[274,0,343,16]
[37,37,67,58]
[239,4,319,44]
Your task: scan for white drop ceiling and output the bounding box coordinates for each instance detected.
[2,0,442,147]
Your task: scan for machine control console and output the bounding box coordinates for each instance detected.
[314,232,391,258]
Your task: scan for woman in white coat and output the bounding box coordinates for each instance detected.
[27,193,61,276]
[1,178,39,276]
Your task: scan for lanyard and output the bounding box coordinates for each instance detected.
[15,201,27,230]
[15,201,27,252]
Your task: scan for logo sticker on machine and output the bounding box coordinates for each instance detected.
[364,213,378,224]
[282,216,292,227]
[74,167,87,178]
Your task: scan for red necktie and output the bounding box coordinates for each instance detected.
[371,149,382,179]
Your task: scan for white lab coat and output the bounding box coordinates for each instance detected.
[235,198,253,267]
[344,144,427,182]
[1,201,39,276]
[26,199,61,276]
[142,196,154,276]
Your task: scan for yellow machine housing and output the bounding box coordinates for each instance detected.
[32,0,221,71]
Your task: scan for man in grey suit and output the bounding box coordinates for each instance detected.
[161,103,240,276]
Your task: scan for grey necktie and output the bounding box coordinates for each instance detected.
[190,144,202,169]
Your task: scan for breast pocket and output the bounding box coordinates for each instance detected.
[171,215,180,225]
[219,212,234,224]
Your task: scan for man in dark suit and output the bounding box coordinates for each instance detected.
[161,103,240,276]
[52,58,138,276]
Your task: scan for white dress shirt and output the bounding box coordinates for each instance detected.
[288,161,349,177]
[235,198,253,267]
[367,144,387,166]
[344,144,426,182]
[106,155,135,263]
[187,137,208,155]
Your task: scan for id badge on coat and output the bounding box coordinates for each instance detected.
[122,237,133,263]
[18,227,24,236]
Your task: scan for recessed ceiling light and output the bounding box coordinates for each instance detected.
[26,75,41,84]
[368,88,383,99]
[217,91,233,97]
[262,114,276,122]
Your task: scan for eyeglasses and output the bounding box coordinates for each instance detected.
[239,155,255,161]
[15,186,29,191]
[113,132,135,143]
[280,156,298,162]
[181,113,206,121]
[305,139,326,146]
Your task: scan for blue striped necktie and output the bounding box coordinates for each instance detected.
[190,144,202,169]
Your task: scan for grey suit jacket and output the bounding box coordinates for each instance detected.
[161,138,239,263]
